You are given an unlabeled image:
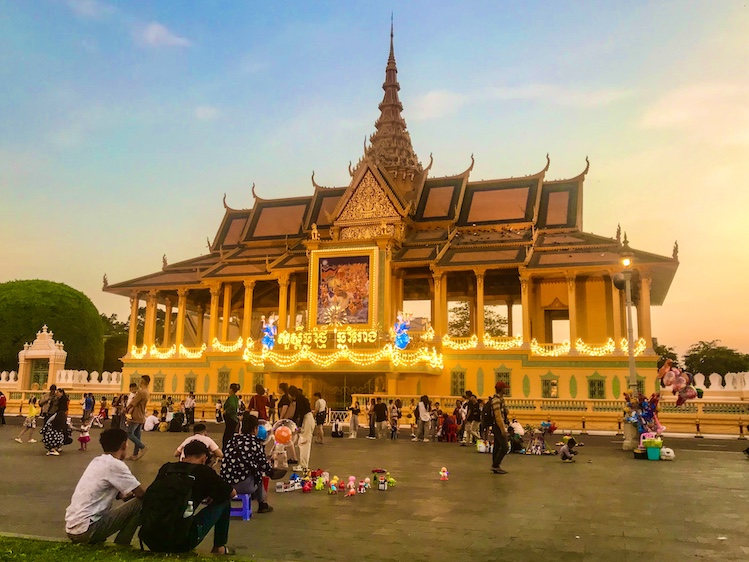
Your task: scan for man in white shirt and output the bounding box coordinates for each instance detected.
[313,392,327,445]
[65,428,145,545]
[143,410,160,432]
[184,392,196,426]
[174,423,224,463]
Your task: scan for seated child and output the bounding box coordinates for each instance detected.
[560,437,577,462]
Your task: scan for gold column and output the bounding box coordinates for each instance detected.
[567,275,578,353]
[127,292,139,354]
[221,283,233,342]
[506,297,515,336]
[242,280,255,342]
[209,285,221,345]
[288,277,298,330]
[520,276,531,348]
[432,272,443,335]
[143,290,158,348]
[163,298,172,347]
[195,305,205,345]
[277,276,289,333]
[175,288,188,348]
[638,276,653,353]
[610,277,623,348]
[476,273,485,344]
[441,273,448,335]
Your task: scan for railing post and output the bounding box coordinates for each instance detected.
[581,415,588,435]
[616,415,623,436]
[739,418,747,441]
[694,418,703,438]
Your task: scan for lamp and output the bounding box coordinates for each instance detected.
[616,234,638,451]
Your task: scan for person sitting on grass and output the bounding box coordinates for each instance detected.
[65,428,145,545]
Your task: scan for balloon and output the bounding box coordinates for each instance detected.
[275,426,292,444]
[259,421,273,445]
[662,371,675,386]
[257,425,267,441]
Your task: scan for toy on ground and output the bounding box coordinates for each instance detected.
[363,477,371,490]
[508,419,525,453]
[302,478,313,493]
[660,447,675,460]
[271,442,288,468]
[358,480,366,493]
[525,421,556,455]
[345,476,356,497]
[439,467,449,480]
[386,473,396,487]
[377,474,388,491]
[329,476,339,494]
[315,476,325,491]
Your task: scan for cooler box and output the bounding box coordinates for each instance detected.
[646,447,661,460]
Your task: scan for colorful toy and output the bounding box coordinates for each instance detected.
[329,476,339,494]
[386,473,396,487]
[377,474,388,491]
[393,311,411,350]
[345,476,356,497]
[357,480,366,493]
[315,476,325,491]
[525,421,556,455]
[363,477,371,490]
[439,467,449,480]
[302,479,313,493]
[658,359,701,406]
[274,426,292,444]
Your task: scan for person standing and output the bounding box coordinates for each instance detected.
[312,392,327,445]
[222,383,240,451]
[0,391,6,425]
[412,395,431,442]
[249,384,269,421]
[277,383,292,420]
[15,397,39,443]
[289,386,313,473]
[373,398,388,439]
[110,388,130,430]
[348,401,360,438]
[462,393,482,446]
[366,398,376,439]
[268,393,277,423]
[489,382,510,474]
[215,398,223,423]
[125,375,150,461]
[39,384,58,425]
[41,388,70,455]
[184,392,196,426]
[276,382,298,465]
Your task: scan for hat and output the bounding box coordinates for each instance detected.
[495,381,508,392]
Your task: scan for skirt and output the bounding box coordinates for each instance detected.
[78,435,91,444]
[23,416,37,429]
[42,428,65,451]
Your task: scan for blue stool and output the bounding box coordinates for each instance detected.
[230,494,252,520]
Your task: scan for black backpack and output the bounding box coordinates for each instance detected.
[139,463,197,552]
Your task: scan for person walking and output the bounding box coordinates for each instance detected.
[125,375,150,461]
[373,398,388,439]
[42,388,70,455]
[489,382,510,474]
[15,397,39,443]
[289,386,313,473]
[312,392,327,444]
[268,393,277,423]
[222,383,240,451]
[412,395,431,442]
[348,401,360,438]
[39,384,58,426]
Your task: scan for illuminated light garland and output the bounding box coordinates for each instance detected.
[277,326,378,351]
[420,327,435,342]
[150,344,177,359]
[620,338,647,356]
[442,334,479,350]
[576,338,616,356]
[530,339,571,357]
[483,334,523,350]
[130,344,148,359]
[211,337,244,353]
[242,344,443,370]
[179,343,207,359]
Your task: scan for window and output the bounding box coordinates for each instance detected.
[494,370,511,397]
[588,379,605,399]
[153,377,165,393]
[217,371,229,393]
[185,376,197,394]
[451,371,465,396]
[542,378,558,398]
[252,373,265,389]
[636,379,645,395]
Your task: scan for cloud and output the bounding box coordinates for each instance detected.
[639,82,749,145]
[411,84,634,120]
[65,0,115,19]
[136,22,191,48]
[194,106,220,121]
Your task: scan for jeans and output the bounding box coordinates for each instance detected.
[234,473,267,504]
[349,414,359,437]
[376,421,389,439]
[416,419,429,441]
[127,423,145,455]
[186,408,195,425]
[67,498,142,546]
[189,499,231,550]
[492,426,509,469]
[222,418,238,451]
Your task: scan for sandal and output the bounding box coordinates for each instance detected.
[211,546,234,555]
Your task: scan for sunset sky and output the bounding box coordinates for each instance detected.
[1,1,747,356]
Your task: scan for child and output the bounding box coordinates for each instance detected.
[15,397,39,443]
[76,418,93,451]
[560,436,577,462]
[215,398,223,423]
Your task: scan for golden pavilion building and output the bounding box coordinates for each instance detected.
[105,30,678,415]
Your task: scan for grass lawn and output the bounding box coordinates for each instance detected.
[0,536,250,562]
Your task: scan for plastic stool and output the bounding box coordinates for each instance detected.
[230,494,252,521]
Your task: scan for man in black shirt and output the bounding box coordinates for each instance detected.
[156,440,236,554]
[461,394,482,446]
[288,386,313,472]
[275,382,298,465]
[373,398,388,439]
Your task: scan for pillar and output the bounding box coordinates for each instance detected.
[506,297,515,336]
[127,292,139,354]
[289,277,298,330]
[441,273,448,335]
[242,280,255,342]
[567,275,578,353]
[175,289,187,348]
[638,276,654,354]
[610,277,623,349]
[221,282,233,342]
[143,290,158,348]
[387,372,399,395]
[432,272,443,335]
[163,298,172,347]
[520,276,531,348]
[476,273,485,344]
[209,285,221,345]
[277,276,289,332]
[196,305,205,345]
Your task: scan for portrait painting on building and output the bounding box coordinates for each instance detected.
[316,255,371,325]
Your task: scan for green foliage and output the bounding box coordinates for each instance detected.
[0,280,104,372]
[447,301,507,337]
[0,536,247,561]
[101,313,128,336]
[653,341,679,370]
[683,340,749,376]
[103,333,129,372]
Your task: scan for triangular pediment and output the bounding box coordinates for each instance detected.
[334,165,404,225]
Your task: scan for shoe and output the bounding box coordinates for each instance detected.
[366,436,376,440]
[348,435,356,439]
[125,454,137,461]
[293,465,304,472]
[47,450,60,456]
[563,459,574,463]
[422,439,430,442]
[14,437,22,443]
[257,503,274,513]
[135,447,148,460]
[29,439,37,443]
[210,546,234,555]
[491,468,507,474]
[411,437,418,442]
[460,443,467,447]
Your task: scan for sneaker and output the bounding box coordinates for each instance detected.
[29,439,37,443]
[47,450,60,456]
[135,447,148,460]
[293,465,304,472]
[422,439,430,442]
[411,437,418,442]
[460,442,467,447]
[257,503,274,513]
[14,437,22,443]
[366,436,376,440]
[491,468,507,474]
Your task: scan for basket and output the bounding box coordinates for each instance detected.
[646,447,661,460]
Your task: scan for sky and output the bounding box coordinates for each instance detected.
[1,1,747,356]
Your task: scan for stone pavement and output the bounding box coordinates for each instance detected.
[0,419,747,561]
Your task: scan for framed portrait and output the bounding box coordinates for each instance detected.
[308,247,378,329]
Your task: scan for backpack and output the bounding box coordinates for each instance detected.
[139,463,197,552]
[482,400,496,428]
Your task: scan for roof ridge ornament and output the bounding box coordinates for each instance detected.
[672,240,679,260]
[251,182,266,202]
[616,224,621,244]
[543,153,551,173]
[102,274,108,289]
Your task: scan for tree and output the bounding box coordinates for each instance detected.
[653,341,679,370]
[683,340,749,377]
[447,301,508,337]
[0,280,104,372]
[100,313,128,336]
[103,333,129,372]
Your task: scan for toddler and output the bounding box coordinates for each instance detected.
[560,436,577,462]
[76,419,93,451]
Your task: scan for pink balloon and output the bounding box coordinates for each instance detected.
[662,371,675,386]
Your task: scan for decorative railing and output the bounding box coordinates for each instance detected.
[530,339,571,356]
[441,334,478,350]
[211,337,244,353]
[483,334,523,350]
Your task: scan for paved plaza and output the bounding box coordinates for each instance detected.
[0,419,747,561]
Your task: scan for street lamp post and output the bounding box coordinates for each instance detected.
[618,238,638,450]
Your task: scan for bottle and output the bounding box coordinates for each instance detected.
[183,500,194,518]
